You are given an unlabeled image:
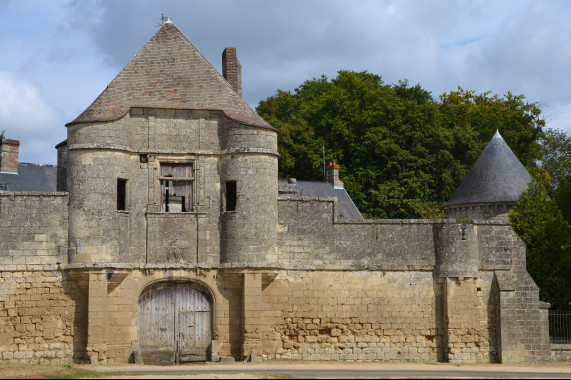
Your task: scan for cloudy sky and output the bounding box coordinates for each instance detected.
[1,0,570,164]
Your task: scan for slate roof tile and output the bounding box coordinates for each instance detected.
[446,130,531,206]
[0,163,57,192]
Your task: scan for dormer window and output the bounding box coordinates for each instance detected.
[159,163,193,212]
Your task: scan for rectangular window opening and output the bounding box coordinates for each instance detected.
[160,163,194,213]
[117,178,127,211]
[225,181,237,211]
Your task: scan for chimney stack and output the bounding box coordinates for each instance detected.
[0,138,20,174]
[326,161,344,188]
[222,47,242,97]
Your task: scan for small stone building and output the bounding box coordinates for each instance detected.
[0,20,551,365]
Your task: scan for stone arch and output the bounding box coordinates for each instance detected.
[138,281,213,364]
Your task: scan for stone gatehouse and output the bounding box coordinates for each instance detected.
[0,19,551,365]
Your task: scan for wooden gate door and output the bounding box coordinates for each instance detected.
[138,283,212,365]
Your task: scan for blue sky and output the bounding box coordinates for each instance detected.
[1,0,570,164]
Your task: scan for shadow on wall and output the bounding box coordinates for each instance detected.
[216,273,243,360]
[62,272,88,363]
[488,275,500,363]
[432,276,447,362]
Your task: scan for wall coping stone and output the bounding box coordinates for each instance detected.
[0,191,68,197]
[61,262,473,272]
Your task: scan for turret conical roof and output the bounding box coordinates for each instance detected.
[67,21,273,130]
[446,130,531,207]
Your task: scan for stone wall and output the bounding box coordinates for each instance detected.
[0,270,84,363]
[445,202,514,221]
[552,345,571,362]
[277,195,435,270]
[0,192,82,363]
[0,182,554,364]
[274,196,550,363]
[0,192,68,268]
[259,270,497,363]
[276,195,513,273]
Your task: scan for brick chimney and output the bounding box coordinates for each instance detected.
[0,138,20,174]
[326,161,344,188]
[222,47,242,97]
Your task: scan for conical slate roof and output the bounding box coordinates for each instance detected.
[446,131,531,207]
[67,21,273,130]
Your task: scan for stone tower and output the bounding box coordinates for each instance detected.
[63,19,278,267]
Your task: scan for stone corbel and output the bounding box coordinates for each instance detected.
[66,268,128,294]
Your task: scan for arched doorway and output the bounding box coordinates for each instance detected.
[138,282,212,364]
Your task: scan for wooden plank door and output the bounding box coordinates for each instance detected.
[138,283,212,365]
[177,284,212,363]
[138,283,176,365]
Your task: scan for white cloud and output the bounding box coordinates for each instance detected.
[0,71,64,164]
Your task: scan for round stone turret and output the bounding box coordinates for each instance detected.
[445,130,531,220]
[219,123,279,266]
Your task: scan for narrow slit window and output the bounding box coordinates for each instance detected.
[117,178,127,211]
[160,163,193,212]
[225,181,237,211]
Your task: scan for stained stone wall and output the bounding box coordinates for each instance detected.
[0,115,553,364]
[270,195,551,363]
[0,270,84,363]
[259,271,499,363]
[0,192,68,268]
[0,192,83,363]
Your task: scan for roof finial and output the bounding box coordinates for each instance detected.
[493,129,502,139]
[160,14,172,25]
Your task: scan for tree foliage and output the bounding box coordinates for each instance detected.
[510,166,571,309]
[540,128,571,222]
[257,71,545,218]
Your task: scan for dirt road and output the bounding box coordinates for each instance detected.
[81,360,571,379]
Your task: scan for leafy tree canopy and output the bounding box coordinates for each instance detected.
[510,166,571,309]
[540,128,571,222]
[257,70,546,218]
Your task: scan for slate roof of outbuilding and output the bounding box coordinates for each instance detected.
[445,130,531,207]
[0,163,57,192]
[67,21,273,130]
[279,179,364,220]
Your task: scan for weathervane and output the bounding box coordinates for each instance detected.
[156,14,171,27]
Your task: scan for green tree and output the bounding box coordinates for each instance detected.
[439,88,545,169]
[541,128,571,222]
[509,166,571,309]
[258,72,546,219]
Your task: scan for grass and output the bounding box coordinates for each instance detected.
[0,363,119,379]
